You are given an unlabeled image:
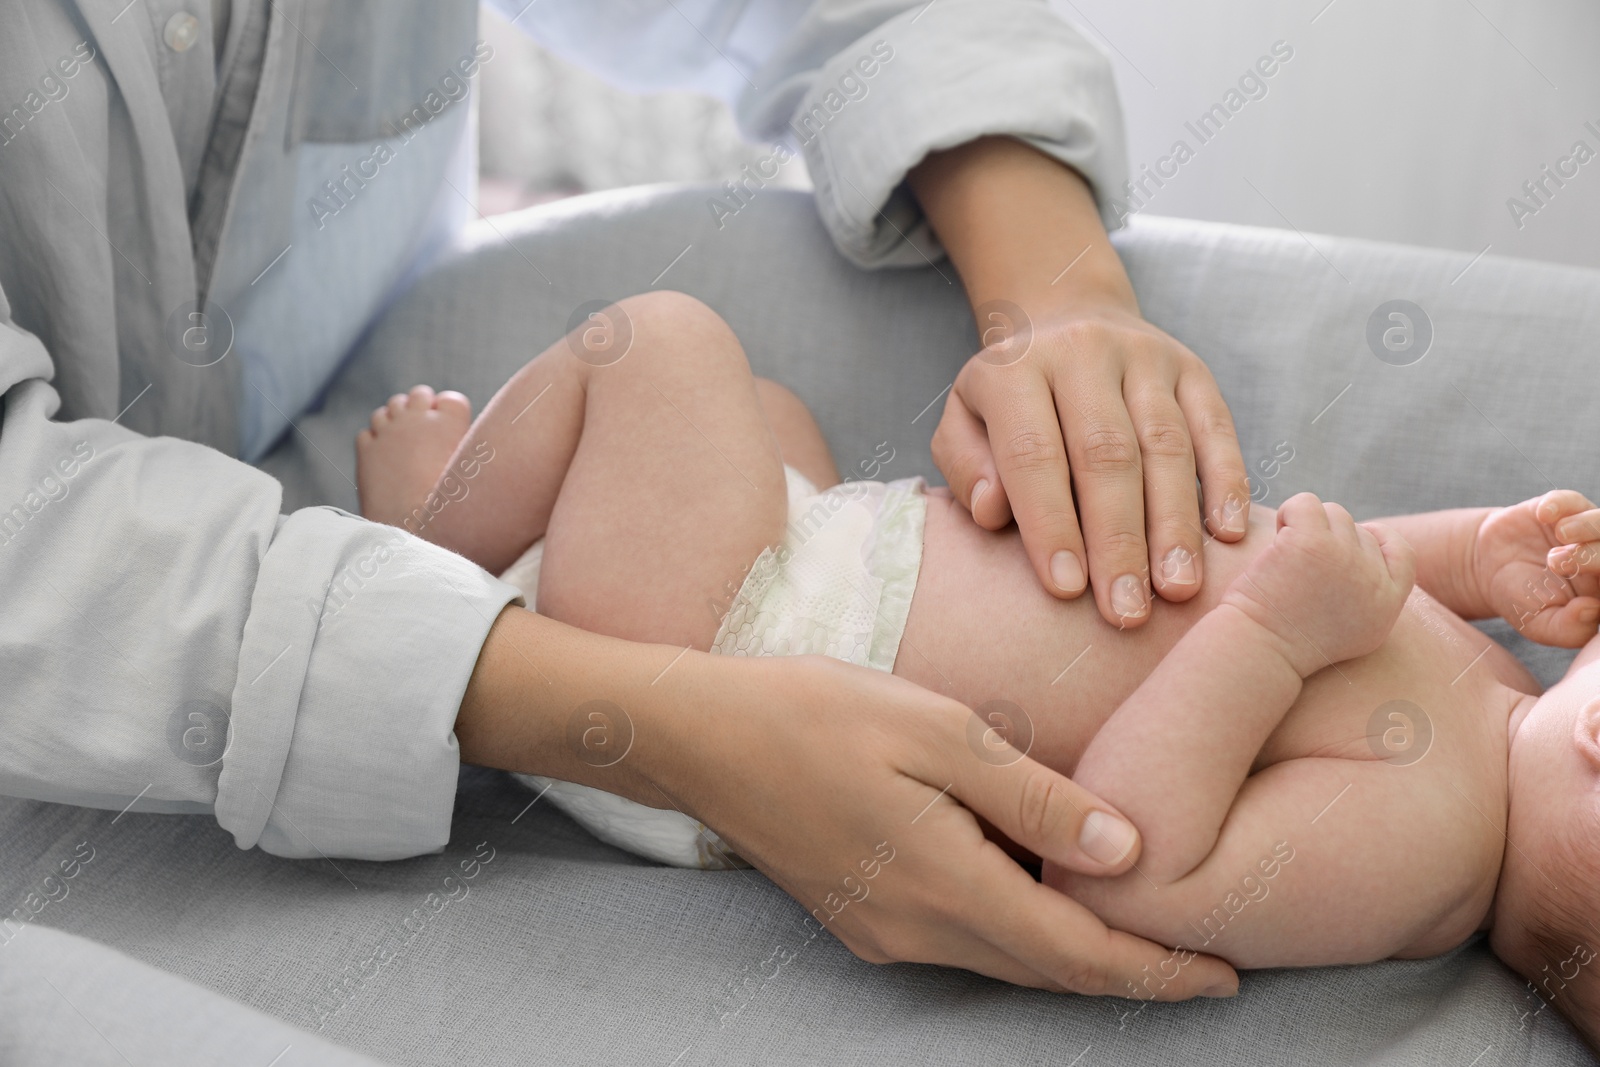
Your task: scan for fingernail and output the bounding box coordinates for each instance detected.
[971,478,991,511]
[1160,546,1197,585]
[1079,810,1138,866]
[1580,605,1599,624]
[1220,495,1246,535]
[1111,574,1149,619]
[1050,550,1085,594]
[1201,981,1238,998]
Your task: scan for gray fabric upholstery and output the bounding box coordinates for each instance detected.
[5,185,1598,1064]
[0,925,390,1066]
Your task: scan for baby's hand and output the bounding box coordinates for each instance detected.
[1222,492,1416,677]
[1473,490,1600,648]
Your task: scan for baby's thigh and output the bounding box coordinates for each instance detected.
[537,291,789,651]
[755,378,839,489]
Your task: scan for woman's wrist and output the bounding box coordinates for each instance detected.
[455,605,687,808]
[907,135,1138,321]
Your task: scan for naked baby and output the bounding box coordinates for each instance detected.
[354,291,1600,1047]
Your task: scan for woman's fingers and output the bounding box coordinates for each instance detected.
[911,705,1242,999]
[898,787,1237,999]
[1178,365,1251,542]
[859,765,1237,999]
[640,653,1244,1004]
[828,875,1069,990]
[976,865,1238,1000]
[934,311,1247,620]
[941,740,1143,876]
[1053,358,1155,628]
[956,365,1091,600]
[1127,378,1205,603]
[905,708,1236,999]
[931,388,1014,530]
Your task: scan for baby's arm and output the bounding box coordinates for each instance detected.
[1366,508,1491,618]
[1071,494,1415,883]
[1069,590,1302,882]
[1376,492,1600,647]
[1054,751,1493,972]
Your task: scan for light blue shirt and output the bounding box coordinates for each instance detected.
[229,0,1131,460]
[235,110,470,460]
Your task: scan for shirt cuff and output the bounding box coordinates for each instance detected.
[215,507,522,860]
[790,0,1130,268]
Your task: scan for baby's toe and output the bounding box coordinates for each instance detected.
[406,385,437,411]
[385,393,409,418]
[433,390,473,424]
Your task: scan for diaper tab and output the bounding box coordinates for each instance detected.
[713,468,926,674]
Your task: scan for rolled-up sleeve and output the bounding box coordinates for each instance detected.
[753,0,1130,266]
[504,0,1129,267]
[221,508,521,860]
[0,298,521,861]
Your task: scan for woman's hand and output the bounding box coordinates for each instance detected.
[458,608,1239,999]
[910,137,1251,628]
[936,302,1246,626]
[645,652,1236,997]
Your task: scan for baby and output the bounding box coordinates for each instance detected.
[355,290,1600,1044]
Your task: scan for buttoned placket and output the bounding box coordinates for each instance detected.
[140,0,218,198]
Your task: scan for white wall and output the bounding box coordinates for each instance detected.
[477,1,1598,270]
[476,5,808,213]
[1059,0,1600,269]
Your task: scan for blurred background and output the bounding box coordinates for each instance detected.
[475,3,810,215]
[476,0,1600,270]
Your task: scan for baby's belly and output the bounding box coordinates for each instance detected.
[895,490,1532,777]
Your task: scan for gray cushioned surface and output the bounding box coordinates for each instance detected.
[4,186,1597,1064]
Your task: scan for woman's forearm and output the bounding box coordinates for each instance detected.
[455,605,679,807]
[907,134,1136,318]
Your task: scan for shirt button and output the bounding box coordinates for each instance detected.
[163,11,201,52]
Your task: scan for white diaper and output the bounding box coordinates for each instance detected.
[502,466,926,869]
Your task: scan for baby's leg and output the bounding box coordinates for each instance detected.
[754,378,839,489]
[358,291,789,651]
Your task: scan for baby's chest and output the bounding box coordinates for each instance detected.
[1253,619,1488,771]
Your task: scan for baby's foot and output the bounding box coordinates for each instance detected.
[356,386,473,531]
